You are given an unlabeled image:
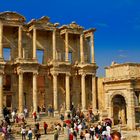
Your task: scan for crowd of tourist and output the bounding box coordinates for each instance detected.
[0,105,121,140]
[54,110,113,140]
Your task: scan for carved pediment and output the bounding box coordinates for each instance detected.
[37,16,50,23]
[69,21,83,30]
[0,11,26,22]
[59,22,84,31]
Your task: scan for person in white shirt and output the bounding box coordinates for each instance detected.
[28,128,32,140]
[78,123,82,135]
[21,126,26,140]
[84,129,90,140]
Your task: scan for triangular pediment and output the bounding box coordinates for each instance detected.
[0,11,26,22]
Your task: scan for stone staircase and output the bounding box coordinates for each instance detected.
[11,113,62,138]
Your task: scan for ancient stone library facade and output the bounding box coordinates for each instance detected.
[0,11,139,130]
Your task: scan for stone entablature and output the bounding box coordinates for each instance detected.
[104,63,140,82]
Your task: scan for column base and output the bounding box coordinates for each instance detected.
[54,110,59,117]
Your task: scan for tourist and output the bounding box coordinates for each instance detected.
[32,111,37,122]
[89,125,95,140]
[36,122,40,131]
[21,126,26,140]
[27,128,32,140]
[33,125,38,139]
[11,110,16,122]
[111,131,121,140]
[73,129,77,140]
[44,122,48,134]
[41,105,46,112]
[69,129,74,140]
[24,107,28,118]
[35,131,41,140]
[94,133,99,140]
[54,128,59,140]
[63,124,69,140]
[80,131,85,140]
[78,123,82,135]
[106,124,111,136]
[60,114,64,121]
[84,129,90,140]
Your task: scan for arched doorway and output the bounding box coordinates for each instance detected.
[112,95,127,125]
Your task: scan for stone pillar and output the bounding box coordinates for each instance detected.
[18,26,22,59]
[121,106,126,124]
[81,73,86,112]
[108,93,113,121]
[33,72,38,112]
[52,29,56,60]
[127,89,136,130]
[80,34,84,63]
[53,73,59,116]
[65,73,70,113]
[0,73,3,117]
[18,71,24,113]
[33,28,37,59]
[139,93,140,104]
[0,23,3,60]
[91,33,95,63]
[92,75,97,112]
[65,31,69,61]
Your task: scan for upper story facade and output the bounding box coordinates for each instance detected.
[0,11,97,71]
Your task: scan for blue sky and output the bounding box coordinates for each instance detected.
[1,0,140,76]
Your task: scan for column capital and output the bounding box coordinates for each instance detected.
[19,25,22,29]
[80,33,84,38]
[81,72,86,77]
[51,71,59,76]
[91,74,96,77]
[66,73,71,76]
[53,28,57,32]
[17,70,24,75]
[33,71,38,76]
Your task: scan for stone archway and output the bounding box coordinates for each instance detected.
[112,94,127,125]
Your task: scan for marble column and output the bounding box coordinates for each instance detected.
[65,31,69,61]
[80,34,84,63]
[91,33,95,63]
[139,93,140,104]
[53,73,58,115]
[52,29,56,60]
[18,26,22,59]
[33,72,38,112]
[0,74,3,117]
[127,89,136,129]
[66,73,70,112]
[81,73,86,112]
[92,75,97,112]
[33,28,37,59]
[18,71,24,113]
[0,23,3,60]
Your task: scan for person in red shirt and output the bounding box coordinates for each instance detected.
[44,122,48,134]
[33,111,37,122]
[69,132,73,140]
